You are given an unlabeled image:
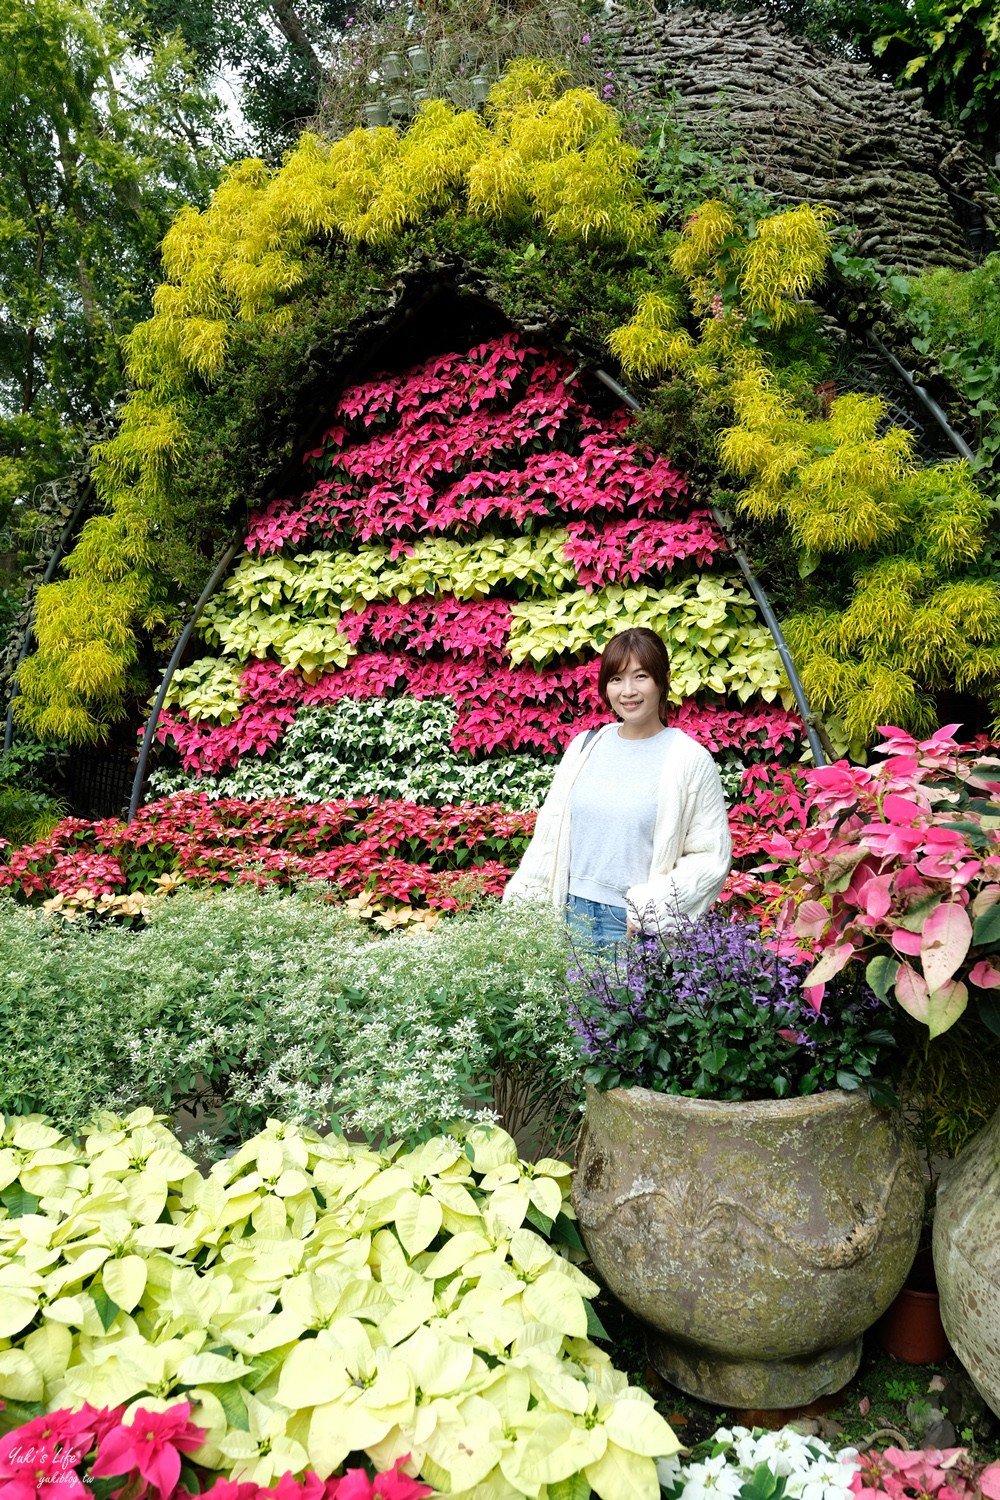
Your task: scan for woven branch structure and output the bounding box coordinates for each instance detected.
[603,5,996,272]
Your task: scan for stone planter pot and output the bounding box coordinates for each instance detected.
[933,1104,1000,1415]
[573,1085,923,1409]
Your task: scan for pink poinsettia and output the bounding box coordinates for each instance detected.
[788,726,1000,1032]
[155,646,802,773]
[328,1457,431,1500]
[244,333,687,560]
[0,1409,97,1500]
[180,1480,261,1500]
[89,1404,205,1497]
[268,1472,326,1500]
[850,1445,1000,1500]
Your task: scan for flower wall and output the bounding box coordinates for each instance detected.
[151,333,802,809]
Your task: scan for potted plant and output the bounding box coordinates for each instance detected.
[406,43,431,75]
[877,1244,950,1364]
[433,38,456,69]
[570,911,923,1409]
[786,724,1000,1414]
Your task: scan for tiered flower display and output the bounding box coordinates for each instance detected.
[152,333,801,807]
[1,334,809,917]
[0,795,532,910]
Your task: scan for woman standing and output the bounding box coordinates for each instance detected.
[502,627,732,943]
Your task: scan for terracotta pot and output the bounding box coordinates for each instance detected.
[933,1104,1000,1415]
[573,1085,923,1409]
[878,1251,951,1364]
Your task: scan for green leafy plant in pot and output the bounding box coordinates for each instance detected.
[569,911,924,1410]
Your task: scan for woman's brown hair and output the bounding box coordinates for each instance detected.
[597,628,672,725]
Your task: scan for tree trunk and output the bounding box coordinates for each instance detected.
[268,0,323,76]
[54,118,100,331]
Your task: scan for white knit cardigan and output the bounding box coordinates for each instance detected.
[502,722,732,932]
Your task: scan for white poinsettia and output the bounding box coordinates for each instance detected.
[680,1452,748,1500]
[791,1456,859,1500]
[0,1111,680,1500]
[663,1425,863,1500]
[219,1390,309,1486]
[752,1428,830,1477]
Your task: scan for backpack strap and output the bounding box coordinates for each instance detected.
[582,727,598,749]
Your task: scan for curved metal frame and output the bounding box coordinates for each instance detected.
[3,480,94,755]
[593,367,832,768]
[127,539,241,823]
[866,331,976,462]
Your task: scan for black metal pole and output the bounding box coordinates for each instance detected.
[127,539,241,823]
[3,480,95,755]
[593,367,830,767]
[867,332,976,462]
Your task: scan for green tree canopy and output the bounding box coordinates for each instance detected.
[0,0,225,531]
[141,0,353,155]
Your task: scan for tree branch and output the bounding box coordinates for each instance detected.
[267,0,323,77]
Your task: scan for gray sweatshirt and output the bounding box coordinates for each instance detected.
[569,727,677,907]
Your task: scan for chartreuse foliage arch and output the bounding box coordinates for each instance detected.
[15,59,998,747]
[610,200,999,748]
[17,60,660,743]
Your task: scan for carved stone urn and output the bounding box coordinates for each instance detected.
[933,1104,1000,1416]
[573,1085,923,1408]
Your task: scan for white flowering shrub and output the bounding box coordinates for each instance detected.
[0,891,581,1152]
[0,1111,680,1498]
[660,1425,860,1500]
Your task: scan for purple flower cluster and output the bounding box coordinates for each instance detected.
[567,911,893,1101]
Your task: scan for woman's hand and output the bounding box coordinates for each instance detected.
[626,919,639,938]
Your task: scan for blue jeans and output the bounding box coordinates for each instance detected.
[566,893,629,950]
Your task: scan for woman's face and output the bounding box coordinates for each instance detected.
[606,656,662,738]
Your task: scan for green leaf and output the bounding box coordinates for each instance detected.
[0,1399,46,1425]
[552,1212,585,1252]
[866,954,900,1003]
[91,1287,120,1333]
[89,1477,130,1500]
[973,904,1000,947]
[214,1381,250,1432]
[0,1184,40,1218]
[742,1463,784,1500]
[585,1301,610,1340]
[548,1475,591,1500]
[978,994,1000,1038]
[867,1080,899,1110]
[525,1202,554,1238]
